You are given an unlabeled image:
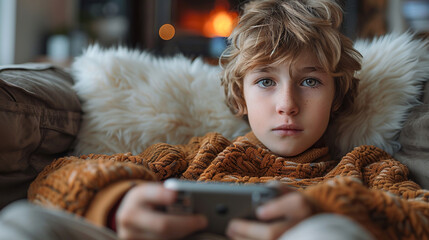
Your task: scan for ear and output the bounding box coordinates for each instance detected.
[239,99,248,115]
[331,92,342,113]
[241,90,248,115]
[331,101,340,113]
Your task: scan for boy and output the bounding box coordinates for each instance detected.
[24,0,429,239]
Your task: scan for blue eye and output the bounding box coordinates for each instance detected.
[257,79,276,88]
[302,78,320,87]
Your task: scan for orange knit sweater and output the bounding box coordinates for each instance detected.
[28,132,429,239]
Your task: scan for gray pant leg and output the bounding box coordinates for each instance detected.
[280,214,375,240]
[0,200,118,240]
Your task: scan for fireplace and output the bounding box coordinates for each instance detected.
[150,0,242,58]
[67,0,378,62]
[175,0,238,38]
[78,0,243,58]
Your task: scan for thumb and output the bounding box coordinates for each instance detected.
[256,192,311,221]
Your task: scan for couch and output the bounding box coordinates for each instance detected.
[0,32,428,210]
[0,64,81,209]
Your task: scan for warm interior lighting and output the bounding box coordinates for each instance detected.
[213,12,233,35]
[159,24,175,40]
[179,0,237,38]
[204,8,237,37]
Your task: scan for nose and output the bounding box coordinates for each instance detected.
[276,87,299,116]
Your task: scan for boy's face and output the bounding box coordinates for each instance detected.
[243,50,335,157]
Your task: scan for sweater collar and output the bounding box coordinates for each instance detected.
[241,131,331,164]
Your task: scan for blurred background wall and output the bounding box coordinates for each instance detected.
[0,0,428,66]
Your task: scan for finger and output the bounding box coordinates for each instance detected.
[118,227,175,240]
[116,224,145,240]
[117,205,207,240]
[227,218,291,240]
[118,229,181,240]
[116,206,147,240]
[133,209,208,238]
[116,183,180,239]
[228,235,256,240]
[267,181,296,195]
[126,183,177,206]
[117,211,177,240]
[256,192,313,221]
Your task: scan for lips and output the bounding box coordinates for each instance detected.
[272,124,303,136]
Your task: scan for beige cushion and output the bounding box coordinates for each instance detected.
[0,64,81,209]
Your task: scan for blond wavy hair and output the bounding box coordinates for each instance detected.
[220,0,362,118]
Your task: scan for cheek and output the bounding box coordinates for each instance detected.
[244,94,268,127]
[247,93,269,113]
[308,94,334,128]
[243,88,258,113]
[321,105,333,122]
[318,86,336,119]
[318,100,334,127]
[245,97,259,118]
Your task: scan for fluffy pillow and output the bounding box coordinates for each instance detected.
[72,32,429,156]
[72,47,250,155]
[327,32,429,157]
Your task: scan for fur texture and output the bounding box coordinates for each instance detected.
[327,32,429,156]
[72,32,429,156]
[72,47,250,155]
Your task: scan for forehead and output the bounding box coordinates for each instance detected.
[293,50,321,65]
[250,50,324,73]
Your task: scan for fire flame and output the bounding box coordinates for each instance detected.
[180,0,238,38]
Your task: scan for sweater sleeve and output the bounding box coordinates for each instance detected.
[28,153,157,218]
[84,180,145,227]
[303,150,429,240]
[27,132,226,223]
[138,132,232,180]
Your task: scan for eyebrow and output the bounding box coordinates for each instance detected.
[252,66,274,73]
[300,66,326,73]
[251,65,327,74]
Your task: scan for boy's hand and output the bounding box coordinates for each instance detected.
[116,183,208,240]
[226,187,314,240]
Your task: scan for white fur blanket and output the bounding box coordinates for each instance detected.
[327,33,429,156]
[72,51,250,155]
[72,32,429,156]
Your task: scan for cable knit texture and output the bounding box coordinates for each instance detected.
[28,132,429,240]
